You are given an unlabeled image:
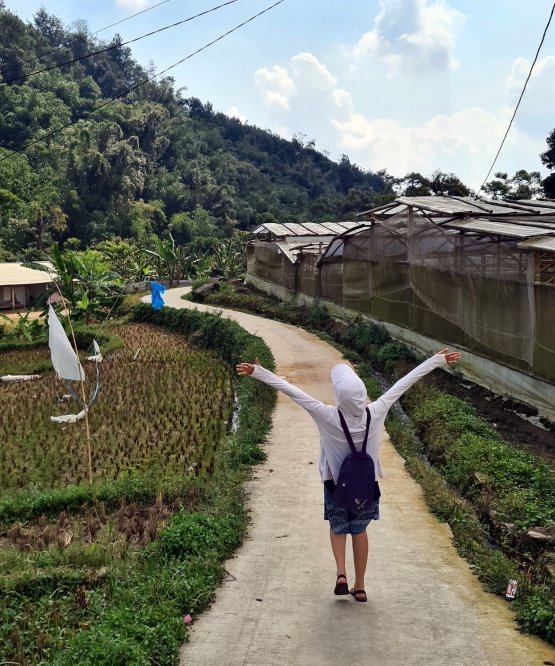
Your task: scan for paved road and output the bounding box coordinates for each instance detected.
[144,288,555,666]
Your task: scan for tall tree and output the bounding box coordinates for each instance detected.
[541,129,555,198]
[484,170,543,200]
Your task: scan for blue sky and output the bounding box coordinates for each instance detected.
[9,0,555,189]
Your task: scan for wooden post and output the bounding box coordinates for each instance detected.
[11,286,15,311]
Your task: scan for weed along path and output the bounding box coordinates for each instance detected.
[145,288,555,666]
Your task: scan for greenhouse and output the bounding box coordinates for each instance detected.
[246,196,555,414]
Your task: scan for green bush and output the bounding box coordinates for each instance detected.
[191,276,212,291]
[160,512,243,559]
[514,591,555,643]
[340,318,391,351]
[300,303,329,329]
[376,340,419,367]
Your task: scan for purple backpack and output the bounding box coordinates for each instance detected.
[333,407,376,514]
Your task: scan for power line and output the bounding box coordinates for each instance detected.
[0,0,285,164]
[0,0,171,77]
[477,1,555,197]
[2,0,240,84]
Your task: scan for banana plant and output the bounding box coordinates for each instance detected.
[143,235,179,285]
[24,243,123,322]
[212,236,246,279]
[0,311,44,341]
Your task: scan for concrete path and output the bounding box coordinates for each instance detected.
[145,288,555,666]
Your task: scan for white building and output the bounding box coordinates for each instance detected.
[0,262,52,310]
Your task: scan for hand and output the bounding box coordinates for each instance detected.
[438,348,461,365]
[236,358,261,376]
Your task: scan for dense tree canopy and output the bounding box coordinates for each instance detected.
[0,2,399,260]
[2,1,553,262]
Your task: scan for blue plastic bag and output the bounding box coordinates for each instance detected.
[151,282,165,311]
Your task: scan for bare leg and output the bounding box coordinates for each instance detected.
[329,530,347,576]
[352,530,369,598]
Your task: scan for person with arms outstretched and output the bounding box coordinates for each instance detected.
[236,348,460,602]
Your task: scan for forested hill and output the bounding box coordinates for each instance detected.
[0,2,396,260]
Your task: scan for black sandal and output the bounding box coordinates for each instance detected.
[334,574,349,596]
[350,588,367,602]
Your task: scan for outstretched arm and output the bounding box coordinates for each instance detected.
[371,349,460,421]
[236,359,333,424]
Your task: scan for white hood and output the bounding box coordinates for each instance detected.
[331,364,368,417]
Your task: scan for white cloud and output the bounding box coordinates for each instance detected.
[506,55,555,93]
[252,52,542,188]
[504,55,555,138]
[254,65,294,109]
[225,107,247,123]
[352,0,466,75]
[333,107,519,181]
[115,0,151,9]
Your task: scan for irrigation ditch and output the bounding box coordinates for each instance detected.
[0,302,276,666]
[193,280,555,645]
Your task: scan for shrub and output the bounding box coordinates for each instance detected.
[340,318,391,352]
[191,276,211,291]
[159,512,243,559]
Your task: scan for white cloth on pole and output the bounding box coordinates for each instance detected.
[51,409,86,424]
[87,339,103,363]
[48,305,85,381]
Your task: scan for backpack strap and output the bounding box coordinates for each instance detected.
[362,406,371,454]
[338,407,371,455]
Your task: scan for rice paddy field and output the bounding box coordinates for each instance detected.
[0,308,275,666]
[0,324,233,493]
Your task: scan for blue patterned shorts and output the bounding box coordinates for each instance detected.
[324,486,380,535]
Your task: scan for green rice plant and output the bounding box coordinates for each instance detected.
[0,324,233,493]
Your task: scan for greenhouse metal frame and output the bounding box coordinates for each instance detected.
[246,198,555,413]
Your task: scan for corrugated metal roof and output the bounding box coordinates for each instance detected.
[273,241,324,263]
[281,223,316,236]
[514,199,555,210]
[445,219,554,239]
[321,222,348,234]
[252,222,290,236]
[487,217,555,230]
[395,196,483,215]
[517,236,555,252]
[253,222,353,237]
[336,221,359,229]
[357,196,555,218]
[300,222,328,235]
[0,262,53,286]
[453,197,538,215]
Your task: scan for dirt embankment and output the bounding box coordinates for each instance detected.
[427,369,555,466]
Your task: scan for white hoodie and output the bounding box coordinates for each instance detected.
[251,353,447,483]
